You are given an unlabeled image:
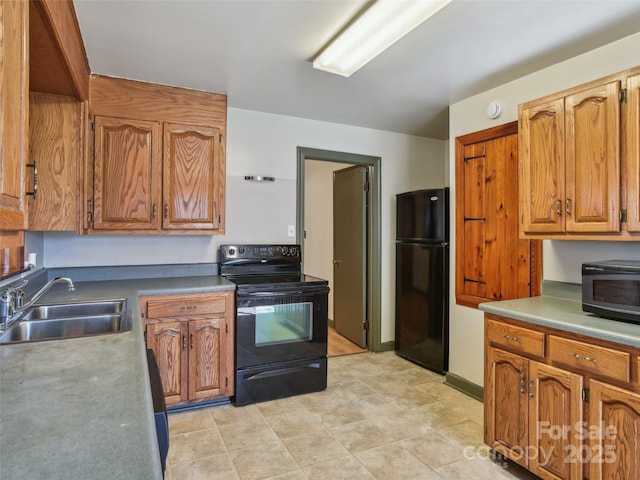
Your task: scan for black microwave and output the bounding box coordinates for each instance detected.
[582,260,640,324]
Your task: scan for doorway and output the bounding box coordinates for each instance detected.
[296,147,382,353]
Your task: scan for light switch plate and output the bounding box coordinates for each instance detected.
[287,225,295,238]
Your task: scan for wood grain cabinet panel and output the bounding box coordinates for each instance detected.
[529,362,583,480]
[28,93,84,231]
[548,335,630,383]
[0,0,28,232]
[87,76,227,235]
[163,123,222,230]
[518,66,640,240]
[140,291,234,406]
[485,314,640,479]
[455,123,541,308]
[487,317,545,358]
[146,320,189,404]
[485,346,530,468]
[626,73,640,232]
[189,318,224,400]
[519,98,566,233]
[589,380,640,480]
[93,116,161,230]
[565,81,620,233]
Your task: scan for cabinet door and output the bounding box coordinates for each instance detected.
[147,321,189,405]
[589,380,640,480]
[28,93,81,231]
[0,0,28,231]
[565,81,620,232]
[626,73,640,232]
[188,317,225,400]
[162,123,222,230]
[529,362,583,480]
[93,116,161,230]
[519,98,565,233]
[485,347,530,468]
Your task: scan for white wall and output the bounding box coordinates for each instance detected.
[448,32,640,387]
[303,160,346,322]
[33,108,446,344]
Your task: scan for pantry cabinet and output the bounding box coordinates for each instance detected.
[518,66,640,240]
[485,314,640,479]
[88,76,227,235]
[140,290,234,405]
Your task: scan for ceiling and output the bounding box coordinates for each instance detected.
[72,0,640,140]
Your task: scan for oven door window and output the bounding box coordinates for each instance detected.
[250,303,313,346]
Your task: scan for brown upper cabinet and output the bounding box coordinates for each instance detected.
[0,0,29,233]
[518,66,640,240]
[28,93,86,231]
[87,76,227,235]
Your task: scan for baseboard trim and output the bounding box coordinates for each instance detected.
[376,341,395,352]
[444,372,483,402]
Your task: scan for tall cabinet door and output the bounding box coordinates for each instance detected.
[162,123,222,230]
[485,347,530,468]
[626,73,640,233]
[519,98,565,233]
[529,362,583,480]
[589,380,640,480]
[188,318,225,401]
[93,116,161,230]
[147,321,189,405]
[565,81,620,232]
[0,0,28,231]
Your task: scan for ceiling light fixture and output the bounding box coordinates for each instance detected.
[313,0,452,77]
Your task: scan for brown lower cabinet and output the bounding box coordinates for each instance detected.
[140,291,234,405]
[484,313,640,480]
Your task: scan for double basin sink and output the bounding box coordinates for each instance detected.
[0,299,129,344]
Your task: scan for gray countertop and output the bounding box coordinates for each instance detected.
[479,291,640,348]
[0,269,235,480]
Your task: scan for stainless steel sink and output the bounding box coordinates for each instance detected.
[0,299,129,345]
[19,300,125,321]
[0,315,124,343]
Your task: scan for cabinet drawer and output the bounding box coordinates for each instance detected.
[487,319,545,357]
[548,335,630,383]
[145,292,228,318]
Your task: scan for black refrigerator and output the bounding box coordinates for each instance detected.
[395,188,449,374]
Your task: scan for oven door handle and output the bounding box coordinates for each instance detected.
[240,287,330,297]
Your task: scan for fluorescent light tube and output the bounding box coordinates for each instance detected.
[313,0,452,77]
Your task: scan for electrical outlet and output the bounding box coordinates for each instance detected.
[287,225,295,238]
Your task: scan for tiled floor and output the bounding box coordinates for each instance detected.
[166,352,538,480]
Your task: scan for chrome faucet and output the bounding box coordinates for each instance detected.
[0,277,75,329]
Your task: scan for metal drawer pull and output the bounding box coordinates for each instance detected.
[182,335,186,350]
[570,353,596,362]
[503,334,521,343]
[180,306,197,310]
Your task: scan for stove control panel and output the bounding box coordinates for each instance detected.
[220,244,300,261]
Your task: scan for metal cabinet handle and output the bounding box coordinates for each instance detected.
[519,374,526,395]
[164,204,169,219]
[182,335,186,350]
[570,353,596,363]
[566,198,572,217]
[180,306,197,310]
[503,334,521,343]
[152,204,157,219]
[26,160,38,200]
[528,380,534,399]
[556,199,562,217]
[190,334,194,349]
